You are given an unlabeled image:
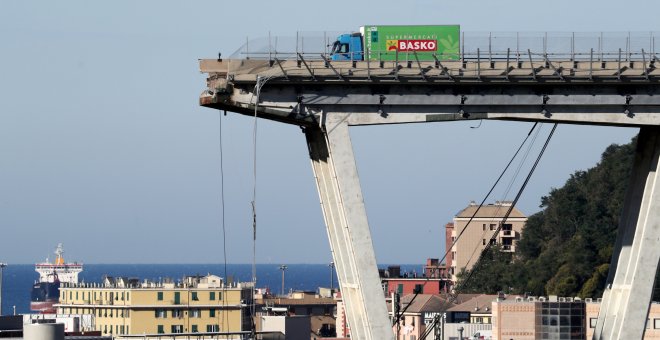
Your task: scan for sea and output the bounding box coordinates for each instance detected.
[0,263,421,315]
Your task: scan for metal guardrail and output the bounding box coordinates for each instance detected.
[227,31,659,63]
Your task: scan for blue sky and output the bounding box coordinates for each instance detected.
[0,0,649,264]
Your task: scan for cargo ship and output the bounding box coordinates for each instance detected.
[30,244,83,313]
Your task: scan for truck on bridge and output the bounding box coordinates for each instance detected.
[330,25,460,61]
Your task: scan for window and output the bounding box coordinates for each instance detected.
[482,224,486,230]
[483,239,486,245]
[210,309,216,317]
[191,309,201,317]
[120,325,124,334]
[654,318,660,329]
[155,309,166,318]
[397,284,404,294]
[76,292,79,300]
[121,292,124,301]
[157,292,163,301]
[172,309,182,318]
[490,224,496,230]
[192,292,198,301]
[414,284,423,294]
[171,325,183,333]
[210,292,216,300]
[218,292,223,300]
[174,292,181,304]
[126,292,129,301]
[192,325,198,333]
[207,324,219,332]
[331,41,340,54]
[490,239,496,245]
[157,325,164,334]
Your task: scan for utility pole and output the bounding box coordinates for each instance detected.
[0,263,7,316]
[329,262,335,291]
[279,265,287,296]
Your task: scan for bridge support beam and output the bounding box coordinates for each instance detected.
[594,126,660,340]
[305,114,393,340]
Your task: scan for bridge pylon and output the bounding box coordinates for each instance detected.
[305,114,393,340]
[594,126,660,340]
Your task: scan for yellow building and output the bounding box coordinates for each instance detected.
[56,274,253,337]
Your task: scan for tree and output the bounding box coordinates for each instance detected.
[465,137,640,299]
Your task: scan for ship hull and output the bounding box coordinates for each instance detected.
[30,281,60,314]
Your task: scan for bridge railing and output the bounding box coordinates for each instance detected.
[212,31,660,82]
[226,31,658,63]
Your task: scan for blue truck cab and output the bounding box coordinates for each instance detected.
[330,32,364,61]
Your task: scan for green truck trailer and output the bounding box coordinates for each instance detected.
[330,25,460,61]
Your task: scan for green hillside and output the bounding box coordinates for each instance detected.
[456,136,659,299]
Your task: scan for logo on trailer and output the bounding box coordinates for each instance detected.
[386,39,437,52]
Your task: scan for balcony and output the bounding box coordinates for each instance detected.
[501,245,516,252]
[500,229,516,238]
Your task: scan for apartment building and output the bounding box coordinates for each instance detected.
[493,295,660,340]
[56,274,253,337]
[446,201,527,281]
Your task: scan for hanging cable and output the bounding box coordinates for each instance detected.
[246,59,292,339]
[249,76,263,340]
[393,122,538,327]
[457,123,558,295]
[217,111,229,334]
[462,125,543,270]
[419,123,557,340]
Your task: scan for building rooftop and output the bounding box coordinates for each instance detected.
[389,294,453,314]
[455,201,526,219]
[257,296,336,306]
[61,274,252,290]
[447,294,498,314]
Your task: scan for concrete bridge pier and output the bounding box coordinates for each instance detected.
[595,126,660,340]
[305,114,394,340]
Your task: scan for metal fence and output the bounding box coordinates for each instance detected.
[228,31,659,62]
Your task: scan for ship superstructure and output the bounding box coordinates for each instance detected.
[30,244,83,313]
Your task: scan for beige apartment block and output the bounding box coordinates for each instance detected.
[493,296,660,340]
[56,274,253,337]
[585,301,660,339]
[447,201,527,282]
